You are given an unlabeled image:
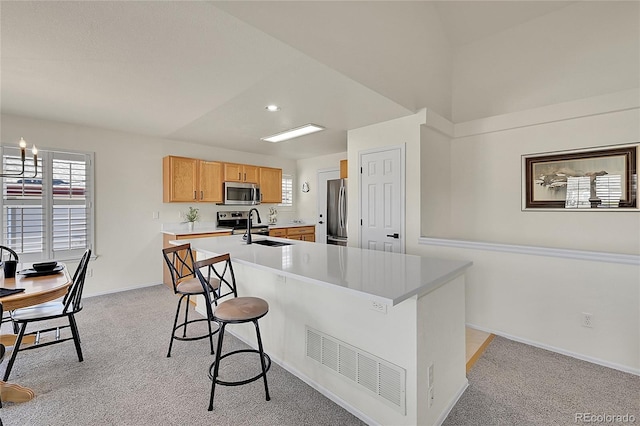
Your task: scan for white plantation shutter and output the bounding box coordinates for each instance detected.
[1,146,94,261]
[280,174,293,207]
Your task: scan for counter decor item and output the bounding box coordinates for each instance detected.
[523,144,637,209]
[184,206,200,231]
[268,207,278,225]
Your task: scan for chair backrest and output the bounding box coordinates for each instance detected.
[193,253,237,316]
[162,243,196,293]
[0,246,19,264]
[62,249,91,314]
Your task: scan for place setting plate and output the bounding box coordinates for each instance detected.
[18,262,65,277]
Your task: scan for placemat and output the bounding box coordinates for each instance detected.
[0,288,25,297]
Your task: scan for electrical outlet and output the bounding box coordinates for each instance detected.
[370,300,387,314]
[152,211,159,219]
[582,312,593,328]
[88,268,93,277]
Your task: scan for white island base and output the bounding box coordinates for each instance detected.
[183,236,470,425]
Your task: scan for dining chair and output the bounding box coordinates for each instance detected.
[0,246,18,264]
[0,246,19,333]
[162,243,219,357]
[2,249,91,381]
[194,253,271,410]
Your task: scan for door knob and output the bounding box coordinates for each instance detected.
[318,221,324,224]
[386,233,399,239]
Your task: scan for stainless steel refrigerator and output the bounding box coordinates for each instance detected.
[327,178,347,245]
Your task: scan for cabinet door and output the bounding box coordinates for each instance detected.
[163,156,198,202]
[340,159,348,179]
[223,163,243,182]
[243,165,259,183]
[269,228,287,237]
[259,167,282,203]
[301,234,315,242]
[199,161,223,203]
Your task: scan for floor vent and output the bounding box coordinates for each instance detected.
[306,326,406,414]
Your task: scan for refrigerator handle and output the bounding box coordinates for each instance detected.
[338,185,345,229]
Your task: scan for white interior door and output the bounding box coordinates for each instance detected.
[359,146,404,253]
[317,168,340,244]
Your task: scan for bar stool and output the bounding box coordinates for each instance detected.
[162,243,219,357]
[194,254,271,411]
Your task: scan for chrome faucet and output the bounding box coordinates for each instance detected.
[246,208,262,244]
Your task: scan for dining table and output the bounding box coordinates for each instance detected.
[0,263,72,404]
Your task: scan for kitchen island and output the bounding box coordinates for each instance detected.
[176,235,472,425]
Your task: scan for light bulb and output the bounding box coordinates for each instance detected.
[19,137,27,149]
[32,145,38,155]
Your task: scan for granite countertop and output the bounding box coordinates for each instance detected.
[162,222,316,235]
[268,222,316,229]
[174,234,472,306]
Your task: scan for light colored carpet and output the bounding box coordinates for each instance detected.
[444,335,640,425]
[0,285,365,426]
[2,284,638,425]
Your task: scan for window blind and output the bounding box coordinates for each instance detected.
[1,146,94,261]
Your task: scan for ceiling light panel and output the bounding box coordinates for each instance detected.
[261,124,325,143]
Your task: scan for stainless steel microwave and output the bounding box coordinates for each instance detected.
[222,182,261,205]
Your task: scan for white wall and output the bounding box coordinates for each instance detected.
[295,151,346,223]
[0,113,297,296]
[452,1,640,123]
[418,91,640,373]
[347,112,426,249]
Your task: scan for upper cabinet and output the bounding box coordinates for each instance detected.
[340,159,348,179]
[163,156,223,203]
[259,167,282,204]
[224,163,258,183]
[164,156,282,204]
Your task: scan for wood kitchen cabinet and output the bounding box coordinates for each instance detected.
[224,163,259,183]
[259,167,282,203]
[269,225,315,242]
[340,159,348,179]
[163,156,223,203]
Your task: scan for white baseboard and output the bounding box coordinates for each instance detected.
[466,323,640,376]
[435,380,469,426]
[84,282,162,299]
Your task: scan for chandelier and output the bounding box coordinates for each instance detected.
[0,137,38,178]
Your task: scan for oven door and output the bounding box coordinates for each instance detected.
[224,182,260,205]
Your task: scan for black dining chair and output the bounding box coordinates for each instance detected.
[0,246,19,333]
[3,249,91,381]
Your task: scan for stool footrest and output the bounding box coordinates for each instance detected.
[172,318,219,342]
[208,349,271,387]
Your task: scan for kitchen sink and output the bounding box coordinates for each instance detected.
[251,240,292,247]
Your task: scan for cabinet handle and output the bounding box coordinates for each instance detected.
[244,172,246,181]
[193,191,197,200]
[238,172,241,180]
[200,190,203,200]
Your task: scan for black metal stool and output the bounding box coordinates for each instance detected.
[193,254,271,411]
[162,243,219,357]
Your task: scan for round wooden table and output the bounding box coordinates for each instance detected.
[0,265,72,404]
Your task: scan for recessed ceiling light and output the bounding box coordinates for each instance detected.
[265,105,280,112]
[261,124,325,143]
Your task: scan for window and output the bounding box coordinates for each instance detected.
[1,146,94,262]
[279,174,293,207]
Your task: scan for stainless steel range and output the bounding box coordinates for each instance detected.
[217,211,269,236]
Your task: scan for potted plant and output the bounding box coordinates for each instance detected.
[184,206,199,231]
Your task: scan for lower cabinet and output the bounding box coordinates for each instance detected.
[269,226,315,242]
[162,232,232,288]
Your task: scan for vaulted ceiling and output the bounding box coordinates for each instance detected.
[0,1,573,159]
